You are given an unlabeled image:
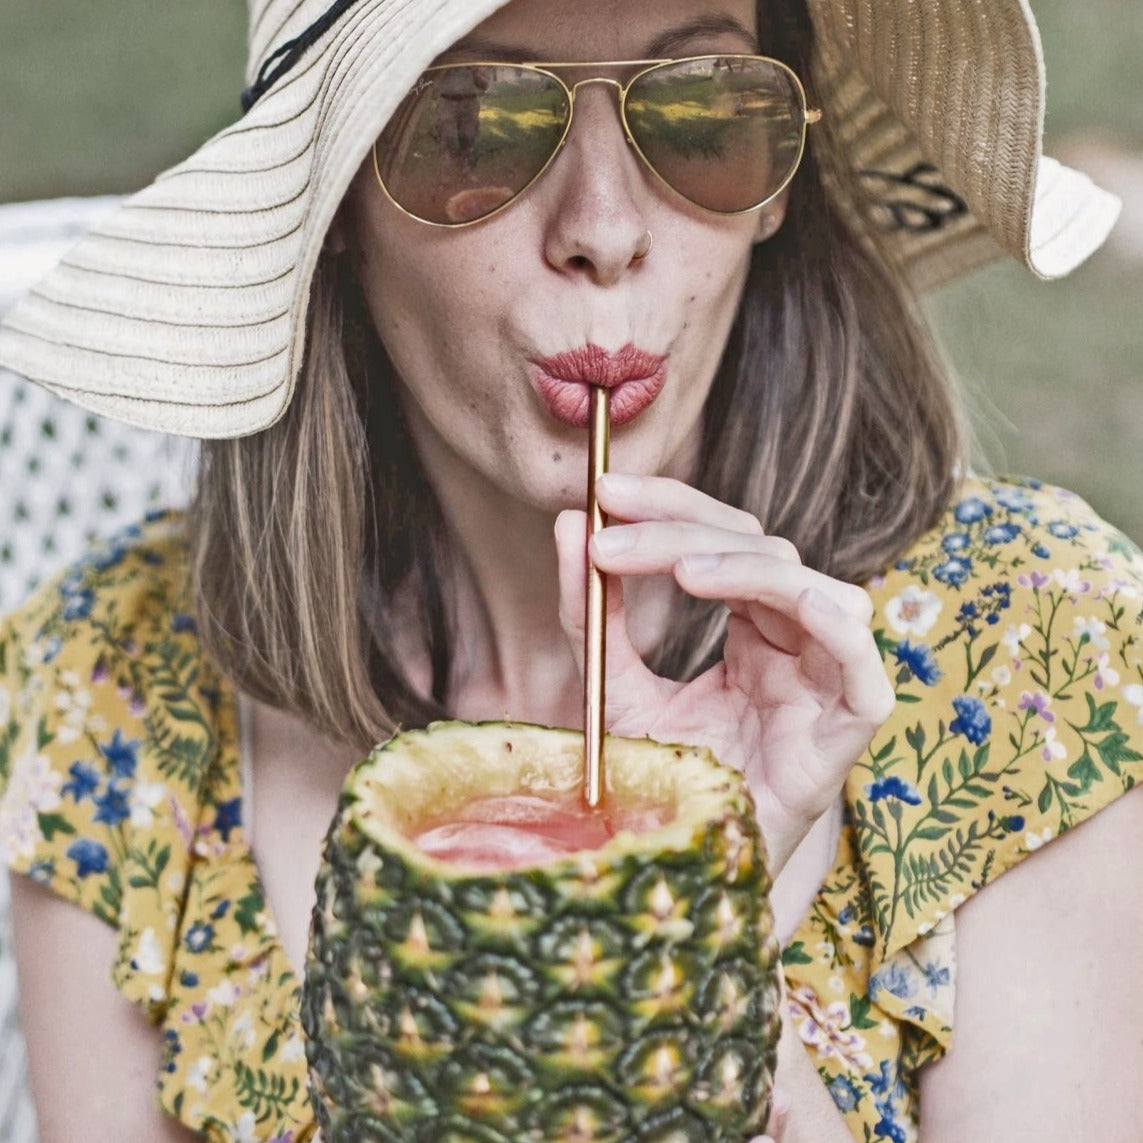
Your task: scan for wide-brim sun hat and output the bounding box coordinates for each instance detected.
[0,0,1121,439]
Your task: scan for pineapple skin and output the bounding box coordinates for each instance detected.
[302,723,781,1143]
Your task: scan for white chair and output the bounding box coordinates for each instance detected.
[0,197,198,1141]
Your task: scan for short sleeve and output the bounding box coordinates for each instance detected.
[784,478,1143,1142]
[853,478,1143,1024]
[0,515,215,1008]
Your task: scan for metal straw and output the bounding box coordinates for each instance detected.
[584,386,611,808]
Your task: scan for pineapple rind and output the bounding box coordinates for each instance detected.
[304,722,780,1142]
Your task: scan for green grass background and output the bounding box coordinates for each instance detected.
[0,1,1140,538]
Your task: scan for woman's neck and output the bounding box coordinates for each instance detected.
[405,424,674,728]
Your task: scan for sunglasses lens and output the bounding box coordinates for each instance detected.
[626,57,807,213]
[377,65,570,224]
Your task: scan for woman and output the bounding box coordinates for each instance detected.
[0,0,1139,1139]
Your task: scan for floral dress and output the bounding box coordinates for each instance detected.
[1,477,1141,1141]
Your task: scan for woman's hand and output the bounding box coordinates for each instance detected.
[555,472,894,875]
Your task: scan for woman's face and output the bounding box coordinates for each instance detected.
[347,0,775,513]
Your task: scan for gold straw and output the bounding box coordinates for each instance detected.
[584,386,611,808]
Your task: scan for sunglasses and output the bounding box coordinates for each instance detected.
[373,54,822,226]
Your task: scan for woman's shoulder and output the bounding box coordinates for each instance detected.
[851,474,1143,960]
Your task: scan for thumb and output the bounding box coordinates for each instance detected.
[554,510,666,725]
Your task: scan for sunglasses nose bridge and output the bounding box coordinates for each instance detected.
[563,75,634,148]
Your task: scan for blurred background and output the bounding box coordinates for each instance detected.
[0,0,1140,537]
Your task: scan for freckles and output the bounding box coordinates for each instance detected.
[552,451,563,463]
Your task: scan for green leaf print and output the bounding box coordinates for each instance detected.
[37,812,76,841]
[781,941,813,966]
[849,994,879,1030]
[235,887,266,936]
[234,1059,301,1122]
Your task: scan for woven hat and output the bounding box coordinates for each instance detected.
[0,0,1121,439]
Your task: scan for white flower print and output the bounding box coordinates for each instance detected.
[187,1056,215,1094]
[0,747,62,861]
[133,927,165,976]
[1002,623,1032,656]
[1094,653,1120,690]
[233,1110,259,1143]
[885,585,942,637]
[129,781,166,829]
[1052,568,1091,595]
[1124,684,1143,725]
[1073,615,1110,651]
[1040,727,1067,762]
[52,681,106,745]
[1025,826,1055,852]
[786,984,873,1073]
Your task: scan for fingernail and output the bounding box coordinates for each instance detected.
[804,586,840,613]
[593,528,635,555]
[597,472,638,495]
[680,552,722,573]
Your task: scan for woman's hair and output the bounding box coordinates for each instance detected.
[188,0,964,749]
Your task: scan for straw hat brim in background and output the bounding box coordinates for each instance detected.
[0,0,1122,439]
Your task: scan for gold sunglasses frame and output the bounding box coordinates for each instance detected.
[372,54,823,227]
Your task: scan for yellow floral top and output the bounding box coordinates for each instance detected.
[2,478,1142,1141]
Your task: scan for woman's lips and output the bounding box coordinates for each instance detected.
[529,343,668,428]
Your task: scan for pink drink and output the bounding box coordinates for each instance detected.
[412,792,675,872]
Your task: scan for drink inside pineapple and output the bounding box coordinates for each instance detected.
[304,720,780,1143]
[413,791,676,871]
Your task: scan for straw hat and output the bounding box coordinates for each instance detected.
[0,0,1121,439]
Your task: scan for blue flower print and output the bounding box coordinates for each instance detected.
[171,612,197,633]
[950,695,991,745]
[866,1060,903,1099]
[865,776,923,805]
[62,761,101,802]
[827,1074,861,1113]
[61,587,96,622]
[1047,520,1078,539]
[894,641,942,685]
[874,1113,908,1143]
[941,532,971,554]
[871,961,917,1001]
[954,497,992,525]
[922,961,951,993]
[984,522,1022,545]
[67,838,109,878]
[89,542,129,573]
[93,784,131,827]
[995,486,1035,513]
[214,797,242,843]
[933,557,972,588]
[185,922,215,953]
[99,729,140,780]
[1032,542,1051,559]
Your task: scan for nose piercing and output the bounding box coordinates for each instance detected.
[633,229,653,260]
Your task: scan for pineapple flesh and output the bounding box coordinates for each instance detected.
[303,721,781,1142]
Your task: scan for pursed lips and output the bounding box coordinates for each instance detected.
[529,343,668,427]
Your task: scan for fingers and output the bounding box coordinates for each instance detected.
[596,472,765,534]
[553,510,671,721]
[671,549,874,626]
[796,587,896,723]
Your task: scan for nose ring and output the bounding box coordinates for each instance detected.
[633,229,653,260]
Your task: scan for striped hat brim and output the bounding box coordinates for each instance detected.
[0,0,1122,438]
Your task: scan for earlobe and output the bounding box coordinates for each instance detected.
[324,212,350,256]
[754,194,790,243]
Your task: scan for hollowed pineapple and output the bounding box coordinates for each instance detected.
[302,720,780,1142]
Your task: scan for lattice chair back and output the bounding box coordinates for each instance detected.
[0,197,199,1143]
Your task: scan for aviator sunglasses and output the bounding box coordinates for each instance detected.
[373,55,822,226]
